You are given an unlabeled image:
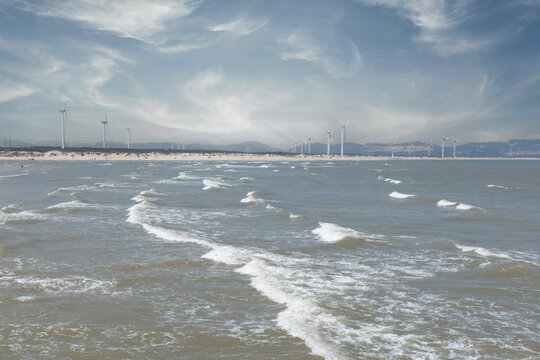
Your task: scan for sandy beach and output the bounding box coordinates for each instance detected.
[0,150,537,162]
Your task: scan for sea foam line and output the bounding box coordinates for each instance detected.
[455,244,539,267]
[127,189,359,359]
[312,222,385,244]
[389,191,416,199]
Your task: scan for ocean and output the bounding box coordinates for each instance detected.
[0,159,538,359]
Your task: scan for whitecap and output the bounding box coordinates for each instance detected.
[2,210,46,222]
[240,191,264,204]
[455,244,513,260]
[312,222,362,243]
[389,191,416,199]
[47,200,98,210]
[14,276,116,294]
[437,199,458,207]
[1,203,23,211]
[202,178,229,190]
[455,203,481,211]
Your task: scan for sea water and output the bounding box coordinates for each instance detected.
[0,160,538,359]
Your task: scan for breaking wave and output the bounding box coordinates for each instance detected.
[389,191,416,199]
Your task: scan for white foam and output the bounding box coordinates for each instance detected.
[202,178,229,190]
[202,246,255,266]
[381,177,402,184]
[224,169,238,173]
[1,203,23,211]
[14,276,116,294]
[236,258,347,360]
[240,191,264,204]
[260,164,270,168]
[389,191,415,199]
[174,171,198,180]
[289,213,302,219]
[455,203,480,211]
[239,177,254,181]
[124,189,374,360]
[437,199,458,207]
[455,244,513,260]
[153,179,178,184]
[487,184,518,191]
[0,172,29,179]
[47,184,95,196]
[2,210,46,222]
[47,200,98,210]
[312,222,362,243]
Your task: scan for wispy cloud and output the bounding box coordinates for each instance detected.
[0,79,37,103]
[278,32,362,78]
[22,0,201,43]
[208,17,269,36]
[357,0,500,55]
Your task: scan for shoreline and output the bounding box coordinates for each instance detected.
[0,150,538,162]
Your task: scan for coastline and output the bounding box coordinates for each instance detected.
[0,150,538,161]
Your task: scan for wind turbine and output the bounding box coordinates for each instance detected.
[126,128,131,149]
[58,106,68,149]
[508,142,516,158]
[326,129,333,156]
[308,137,312,154]
[424,138,433,157]
[340,122,349,157]
[452,137,459,158]
[101,115,109,149]
[408,143,412,157]
[441,134,447,159]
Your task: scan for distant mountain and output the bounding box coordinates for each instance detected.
[3,138,540,157]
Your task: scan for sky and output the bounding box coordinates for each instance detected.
[1,0,540,148]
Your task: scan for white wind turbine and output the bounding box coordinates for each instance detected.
[126,128,131,149]
[452,137,459,158]
[58,106,68,149]
[101,115,109,149]
[441,133,448,159]
[508,142,516,158]
[425,138,433,157]
[308,137,312,154]
[340,122,349,157]
[327,129,333,156]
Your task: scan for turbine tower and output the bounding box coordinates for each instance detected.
[126,128,131,149]
[101,115,109,149]
[340,122,349,157]
[58,106,68,149]
[425,138,433,157]
[508,142,516,158]
[327,129,333,156]
[441,134,447,159]
[308,137,312,154]
[452,137,459,158]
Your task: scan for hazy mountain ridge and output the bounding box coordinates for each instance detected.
[2,139,539,157]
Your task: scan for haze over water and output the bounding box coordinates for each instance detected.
[0,160,538,359]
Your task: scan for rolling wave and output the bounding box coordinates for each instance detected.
[389,191,416,199]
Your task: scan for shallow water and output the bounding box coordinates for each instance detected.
[1,160,539,359]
